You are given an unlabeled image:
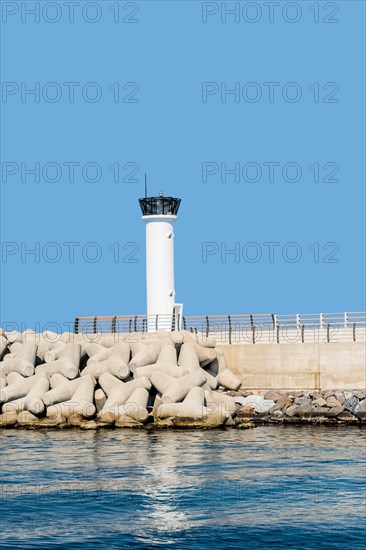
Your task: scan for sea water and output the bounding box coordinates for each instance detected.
[0,426,365,549]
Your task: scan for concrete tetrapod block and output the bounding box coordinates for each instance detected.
[36,343,81,379]
[4,330,22,343]
[204,389,236,417]
[103,388,150,423]
[177,343,201,373]
[49,373,70,388]
[206,349,229,376]
[170,331,184,346]
[161,370,207,404]
[97,372,119,396]
[202,369,218,390]
[46,376,96,419]
[2,376,49,415]
[43,378,81,406]
[195,346,217,367]
[85,344,112,365]
[217,369,241,391]
[129,342,161,370]
[24,376,50,415]
[157,344,178,365]
[181,331,216,348]
[6,372,24,385]
[0,335,9,359]
[0,342,37,377]
[158,387,207,419]
[82,345,130,380]
[94,388,107,412]
[102,376,151,409]
[44,342,66,363]
[0,373,41,403]
[0,376,6,389]
[2,353,16,362]
[150,371,175,394]
[134,362,187,379]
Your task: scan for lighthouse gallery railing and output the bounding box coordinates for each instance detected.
[74,312,366,344]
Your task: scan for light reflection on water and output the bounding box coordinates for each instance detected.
[0,427,365,549]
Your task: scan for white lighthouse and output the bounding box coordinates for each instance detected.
[139,191,182,331]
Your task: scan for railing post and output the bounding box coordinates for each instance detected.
[155,315,158,331]
[276,324,280,344]
[128,319,132,333]
[228,315,232,345]
[301,324,305,343]
[111,316,117,334]
[134,316,137,333]
[353,322,356,342]
[252,325,256,344]
[344,312,348,328]
[183,316,186,330]
[206,316,209,339]
[296,314,300,327]
[93,317,97,334]
[74,318,79,334]
[320,313,324,329]
[327,323,330,343]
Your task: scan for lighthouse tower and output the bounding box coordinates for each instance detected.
[139,191,182,331]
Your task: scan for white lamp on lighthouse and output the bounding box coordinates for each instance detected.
[139,190,182,331]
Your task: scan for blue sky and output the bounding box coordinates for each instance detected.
[1,0,365,329]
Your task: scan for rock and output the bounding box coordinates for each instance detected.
[308,406,330,417]
[272,397,292,411]
[326,396,342,408]
[334,391,345,404]
[17,411,39,425]
[155,418,174,428]
[294,396,311,406]
[68,414,88,427]
[354,399,366,419]
[234,421,255,429]
[81,420,98,430]
[353,390,365,400]
[323,390,335,399]
[271,410,284,420]
[295,405,314,417]
[37,416,66,427]
[310,391,322,400]
[224,416,235,427]
[344,396,359,413]
[115,415,143,428]
[325,405,344,417]
[0,411,17,427]
[234,396,246,406]
[336,411,358,422]
[285,405,298,417]
[292,391,304,398]
[263,390,283,401]
[313,398,327,407]
[237,405,255,419]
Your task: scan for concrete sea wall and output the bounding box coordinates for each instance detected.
[218,342,366,391]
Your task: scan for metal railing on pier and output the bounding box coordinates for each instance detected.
[74,312,366,345]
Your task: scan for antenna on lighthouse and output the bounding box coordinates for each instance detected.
[144,174,147,198]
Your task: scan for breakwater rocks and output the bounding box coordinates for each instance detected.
[232,389,366,425]
[0,330,364,429]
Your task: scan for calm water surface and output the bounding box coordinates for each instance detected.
[0,426,365,549]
